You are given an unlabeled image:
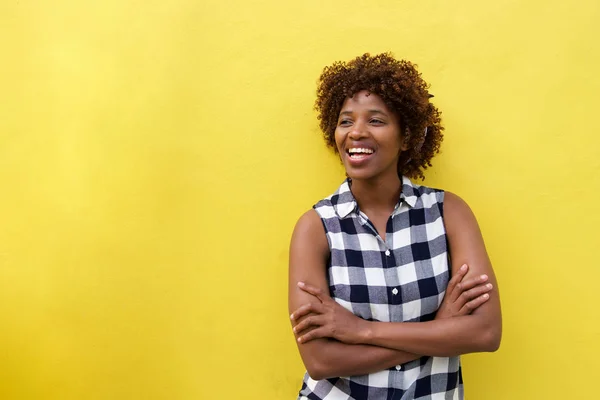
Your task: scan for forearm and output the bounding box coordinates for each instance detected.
[299,339,420,380]
[363,315,501,357]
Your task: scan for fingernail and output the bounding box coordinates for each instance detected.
[297,337,302,343]
[298,282,305,287]
[290,314,294,320]
[293,327,297,333]
[486,284,492,289]
[461,264,467,271]
[480,274,488,280]
[483,294,489,299]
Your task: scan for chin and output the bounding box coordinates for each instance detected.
[345,169,376,181]
[345,165,400,183]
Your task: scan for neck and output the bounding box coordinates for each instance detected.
[350,172,403,214]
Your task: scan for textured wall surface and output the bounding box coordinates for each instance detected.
[1,0,599,398]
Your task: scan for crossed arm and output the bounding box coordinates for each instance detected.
[288,192,502,380]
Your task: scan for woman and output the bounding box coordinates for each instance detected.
[288,53,502,399]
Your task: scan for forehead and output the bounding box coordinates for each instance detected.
[340,90,391,113]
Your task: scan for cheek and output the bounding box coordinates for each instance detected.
[334,130,344,152]
[393,131,406,153]
[383,136,404,159]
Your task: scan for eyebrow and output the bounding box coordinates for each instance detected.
[339,109,388,116]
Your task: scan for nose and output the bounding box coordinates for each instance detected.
[348,120,368,139]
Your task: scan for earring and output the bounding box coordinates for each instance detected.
[415,127,428,152]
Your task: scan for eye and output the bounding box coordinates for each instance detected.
[338,119,352,127]
[370,119,385,125]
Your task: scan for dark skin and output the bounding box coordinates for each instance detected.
[289,211,491,380]
[288,91,502,379]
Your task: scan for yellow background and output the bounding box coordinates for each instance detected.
[1,0,599,398]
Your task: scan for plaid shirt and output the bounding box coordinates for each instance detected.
[298,177,463,400]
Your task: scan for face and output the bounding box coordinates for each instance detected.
[334,90,406,181]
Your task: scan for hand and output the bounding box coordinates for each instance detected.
[290,282,367,345]
[436,264,493,320]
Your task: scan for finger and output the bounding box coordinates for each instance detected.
[298,282,327,303]
[290,302,325,322]
[447,264,469,302]
[455,281,492,310]
[293,315,326,336]
[297,327,331,344]
[453,275,488,301]
[455,274,489,295]
[462,283,493,301]
[459,293,490,315]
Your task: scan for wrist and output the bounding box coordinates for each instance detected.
[358,319,374,344]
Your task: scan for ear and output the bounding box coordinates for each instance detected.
[401,127,410,151]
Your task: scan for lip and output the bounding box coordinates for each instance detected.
[346,153,373,167]
[344,147,375,167]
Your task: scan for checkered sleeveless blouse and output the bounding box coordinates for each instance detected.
[298,177,463,400]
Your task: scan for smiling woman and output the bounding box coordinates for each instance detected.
[288,53,502,400]
[336,91,406,183]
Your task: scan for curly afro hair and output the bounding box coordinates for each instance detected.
[315,52,443,180]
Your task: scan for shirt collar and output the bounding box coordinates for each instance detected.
[332,176,417,219]
[331,179,357,219]
[400,175,418,208]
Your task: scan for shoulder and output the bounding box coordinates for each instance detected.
[292,209,328,245]
[403,178,445,209]
[294,209,324,235]
[313,197,336,219]
[293,181,347,245]
[410,181,443,196]
[312,180,352,220]
[443,191,475,217]
[442,191,480,234]
[290,209,329,262]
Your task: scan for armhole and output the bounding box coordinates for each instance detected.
[438,190,446,219]
[312,205,333,252]
[438,190,453,275]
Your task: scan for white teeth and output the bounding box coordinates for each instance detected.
[348,148,374,154]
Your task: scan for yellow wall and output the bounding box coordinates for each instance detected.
[1,0,599,398]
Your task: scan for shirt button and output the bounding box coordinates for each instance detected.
[385,250,391,256]
[392,288,398,295]
[395,365,402,370]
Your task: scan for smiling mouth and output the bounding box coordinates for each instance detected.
[347,148,374,160]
